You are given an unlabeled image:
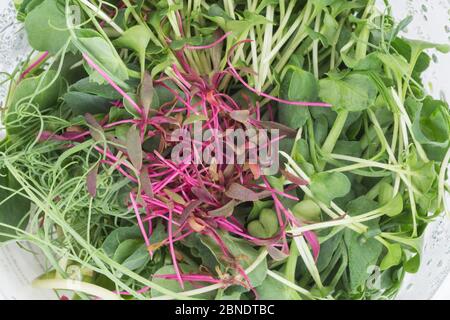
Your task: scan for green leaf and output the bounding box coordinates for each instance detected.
[320,12,339,45]
[220,232,268,288]
[378,182,394,206]
[380,243,403,271]
[248,200,273,221]
[311,0,336,10]
[205,5,268,39]
[0,169,31,242]
[305,27,329,47]
[74,29,129,87]
[376,53,410,79]
[185,234,223,271]
[407,151,437,193]
[6,70,63,135]
[314,115,329,146]
[406,150,439,212]
[409,97,450,161]
[309,172,351,205]
[344,229,383,291]
[102,223,165,270]
[391,38,431,76]
[330,0,366,16]
[113,25,151,71]
[64,92,112,116]
[247,208,279,239]
[347,196,379,216]
[316,231,344,272]
[384,194,403,218]
[9,70,62,110]
[121,243,150,271]
[256,272,292,300]
[24,0,71,54]
[113,239,142,263]
[71,78,121,100]
[278,67,317,129]
[404,253,421,273]
[319,73,378,111]
[404,38,450,54]
[347,195,381,232]
[102,225,142,257]
[389,16,413,42]
[292,200,322,222]
[16,0,46,20]
[333,140,363,158]
[353,53,383,71]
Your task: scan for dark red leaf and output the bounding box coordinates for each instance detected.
[84,113,104,141]
[126,125,143,171]
[230,110,250,123]
[258,121,297,138]
[225,183,271,202]
[281,169,309,186]
[191,186,217,203]
[139,167,154,198]
[87,163,99,198]
[179,200,202,226]
[140,71,154,117]
[209,200,237,217]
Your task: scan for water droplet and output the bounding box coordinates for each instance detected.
[432,54,438,63]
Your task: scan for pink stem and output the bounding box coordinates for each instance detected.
[185,32,232,51]
[130,193,151,250]
[168,207,184,289]
[82,53,142,115]
[20,51,49,80]
[154,274,221,283]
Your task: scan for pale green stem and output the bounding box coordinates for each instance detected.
[33,278,121,300]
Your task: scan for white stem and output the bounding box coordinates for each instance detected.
[289,212,384,236]
[78,0,124,34]
[33,279,121,300]
[293,236,323,289]
[257,5,274,91]
[391,88,429,162]
[266,270,313,298]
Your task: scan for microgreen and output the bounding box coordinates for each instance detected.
[0,0,449,301]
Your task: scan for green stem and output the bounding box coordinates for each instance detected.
[312,12,321,79]
[285,241,302,300]
[274,1,315,75]
[306,117,321,171]
[318,110,349,171]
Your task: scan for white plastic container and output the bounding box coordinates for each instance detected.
[0,0,449,300]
